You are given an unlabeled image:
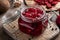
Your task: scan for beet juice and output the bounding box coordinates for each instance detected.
[18,7,48,37]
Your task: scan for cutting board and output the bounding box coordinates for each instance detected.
[3,16,59,40]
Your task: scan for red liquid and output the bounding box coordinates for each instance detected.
[18,7,48,36]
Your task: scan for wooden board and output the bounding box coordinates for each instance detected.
[3,16,59,40]
[2,0,60,40]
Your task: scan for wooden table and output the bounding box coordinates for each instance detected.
[0,9,60,40]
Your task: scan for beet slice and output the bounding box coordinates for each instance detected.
[45,2,52,8]
[34,0,59,9]
[58,0,60,2]
[51,1,58,6]
[48,0,53,3]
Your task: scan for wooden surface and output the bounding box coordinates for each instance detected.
[3,17,60,40]
[1,9,60,40]
[0,0,60,40]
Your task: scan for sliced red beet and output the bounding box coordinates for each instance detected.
[34,0,59,9]
[45,2,52,8]
[41,0,45,5]
[34,0,45,5]
[51,1,58,6]
[23,8,44,19]
[28,8,36,12]
[37,8,43,14]
[44,0,48,2]
[48,0,53,3]
[58,0,60,2]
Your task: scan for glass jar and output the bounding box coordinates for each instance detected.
[18,7,48,37]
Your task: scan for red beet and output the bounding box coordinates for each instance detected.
[45,2,52,8]
[41,0,45,5]
[34,0,41,5]
[56,15,60,28]
[34,0,45,5]
[48,0,53,3]
[58,0,60,2]
[34,0,59,9]
[23,8,44,19]
[18,8,48,36]
[51,1,58,6]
